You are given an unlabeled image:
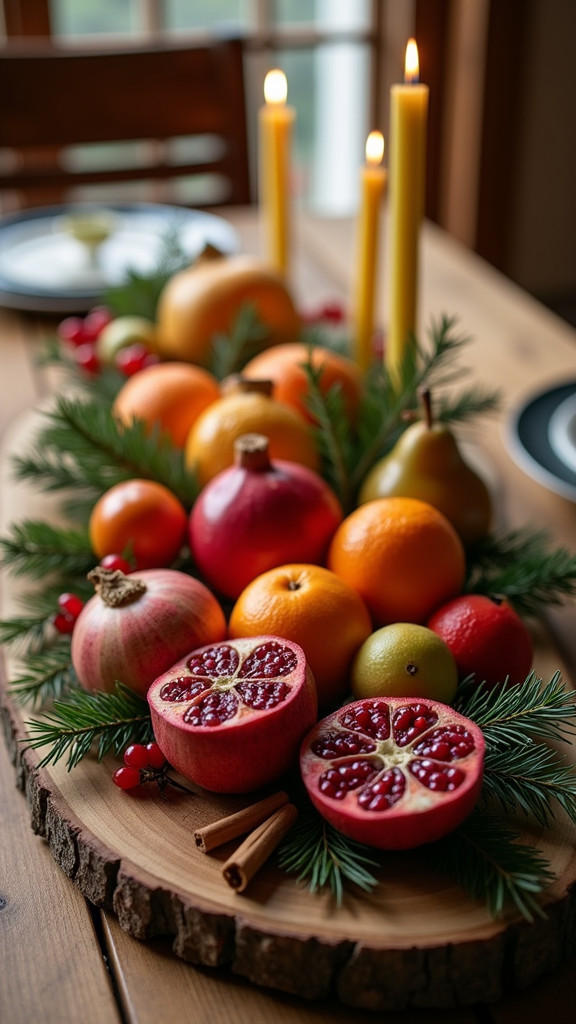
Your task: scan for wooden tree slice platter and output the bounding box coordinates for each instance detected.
[2,408,576,1013]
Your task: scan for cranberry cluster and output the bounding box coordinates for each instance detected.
[57,307,158,377]
[53,592,84,635]
[113,742,168,790]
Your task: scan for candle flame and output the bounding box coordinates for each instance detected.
[404,38,420,84]
[365,131,385,166]
[264,69,287,105]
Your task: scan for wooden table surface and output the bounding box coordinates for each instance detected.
[1,207,575,1024]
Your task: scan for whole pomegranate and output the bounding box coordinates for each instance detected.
[188,434,343,599]
[301,696,485,850]
[427,594,533,689]
[71,567,227,696]
[148,636,317,793]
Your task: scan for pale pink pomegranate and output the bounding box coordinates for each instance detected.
[148,636,317,793]
[300,696,484,849]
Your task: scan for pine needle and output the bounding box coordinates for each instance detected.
[455,671,576,746]
[208,303,272,379]
[8,642,78,708]
[23,683,154,769]
[0,519,94,580]
[278,806,380,905]
[429,808,555,923]
[482,742,576,827]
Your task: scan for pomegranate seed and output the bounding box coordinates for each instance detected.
[123,744,150,769]
[358,768,405,812]
[188,645,239,677]
[160,676,208,703]
[53,611,76,634]
[145,742,166,769]
[99,553,133,574]
[393,704,438,746]
[57,592,84,620]
[58,316,86,346]
[113,765,141,790]
[412,726,476,762]
[339,701,391,741]
[409,758,465,792]
[184,689,238,726]
[236,679,289,710]
[319,758,379,800]
[73,343,100,375]
[239,641,297,679]
[311,729,376,760]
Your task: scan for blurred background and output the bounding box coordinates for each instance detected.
[1,0,575,326]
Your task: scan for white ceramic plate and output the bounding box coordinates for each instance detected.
[0,203,239,313]
[506,380,576,502]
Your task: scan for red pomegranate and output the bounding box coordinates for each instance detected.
[427,594,533,689]
[188,433,343,599]
[71,567,227,696]
[300,696,485,850]
[148,635,318,793]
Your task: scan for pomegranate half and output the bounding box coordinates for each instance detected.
[300,696,484,849]
[148,636,317,793]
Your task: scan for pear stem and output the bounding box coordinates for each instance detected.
[419,388,434,429]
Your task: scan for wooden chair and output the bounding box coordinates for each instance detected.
[0,36,252,210]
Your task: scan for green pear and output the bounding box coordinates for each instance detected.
[358,391,492,545]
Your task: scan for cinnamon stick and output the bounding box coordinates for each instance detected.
[222,803,299,893]
[193,790,289,853]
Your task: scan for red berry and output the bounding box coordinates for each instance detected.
[83,306,113,341]
[319,300,345,324]
[57,592,84,620]
[73,343,100,375]
[58,316,86,346]
[123,744,150,770]
[144,742,166,770]
[115,343,159,376]
[113,765,142,790]
[99,553,133,574]
[53,611,76,634]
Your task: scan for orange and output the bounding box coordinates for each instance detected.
[327,497,466,626]
[155,252,301,365]
[112,361,220,448]
[184,381,319,487]
[242,342,364,423]
[229,563,373,709]
[89,479,188,570]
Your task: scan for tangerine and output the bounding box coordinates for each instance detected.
[229,563,372,708]
[184,380,319,487]
[327,497,466,626]
[89,479,188,570]
[242,342,363,423]
[112,361,220,448]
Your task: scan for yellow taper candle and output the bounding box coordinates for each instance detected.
[259,69,295,278]
[353,131,387,371]
[386,39,429,379]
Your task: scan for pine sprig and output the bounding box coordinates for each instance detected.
[278,805,380,905]
[11,394,198,514]
[23,683,154,770]
[455,671,576,746]
[465,528,576,616]
[0,519,93,580]
[303,361,356,510]
[8,642,77,708]
[429,808,555,923]
[208,303,272,379]
[482,742,576,828]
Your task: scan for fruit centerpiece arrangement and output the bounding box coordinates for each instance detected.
[2,243,576,1005]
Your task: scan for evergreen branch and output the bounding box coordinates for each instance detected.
[430,808,554,923]
[36,336,125,403]
[301,360,355,510]
[0,519,94,580]
[465,528,576,616]
[23,683,154,769]
[482,742,576,827]
[278,806,380,905]
[455,671,576,746]
[8,643,77,708]
[0,579,93,652]
[12,394,198,510]
[435,384,501,424]
[103,220,191,320]
[208,304,272,379]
